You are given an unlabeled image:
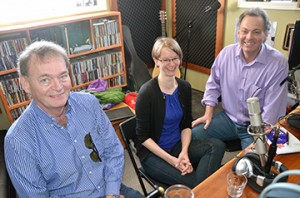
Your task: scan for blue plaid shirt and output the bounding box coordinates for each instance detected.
[5,92,124,198]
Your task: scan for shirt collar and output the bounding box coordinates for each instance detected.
[31,95,72,125]
[235,43,268,66]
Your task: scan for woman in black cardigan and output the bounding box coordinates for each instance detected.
[135,37,225,188]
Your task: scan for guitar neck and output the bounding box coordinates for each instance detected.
[161,22,166,37]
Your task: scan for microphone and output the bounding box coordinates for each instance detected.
[204,1,221,13]
[247,97,267,168]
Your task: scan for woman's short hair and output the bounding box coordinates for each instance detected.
[152,37,183,60]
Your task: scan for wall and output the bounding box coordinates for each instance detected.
[168,0,300,92]
[0,102,10,130]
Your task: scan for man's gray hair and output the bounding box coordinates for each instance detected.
[238,7,271,34]
[18,40,69,76]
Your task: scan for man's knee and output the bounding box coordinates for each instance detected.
[204,138,226,155]
[191,124,208,140]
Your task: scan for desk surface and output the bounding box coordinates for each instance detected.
[192,106,300,198]
[107,102,135,124]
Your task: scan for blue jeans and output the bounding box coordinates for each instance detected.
[120,183,145,198]
[192,111,253,149]
[141,138,225,188]
[99,183,145,198]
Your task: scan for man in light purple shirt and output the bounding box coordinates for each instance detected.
[192,8,288,149]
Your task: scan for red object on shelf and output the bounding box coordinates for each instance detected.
[124,92,138,110]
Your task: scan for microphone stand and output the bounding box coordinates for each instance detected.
[174,4,218,80]
[174,17,199,80]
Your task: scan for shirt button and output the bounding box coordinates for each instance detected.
[89,171,92,174]
[74,139,77,143]
[51,124,54,127]
[97,186,101,189]
[81,155,85,159]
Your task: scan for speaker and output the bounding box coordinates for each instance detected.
[117,0,162,66]
[174,0,220,69]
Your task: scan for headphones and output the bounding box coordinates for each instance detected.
[232,152,288,192]
[286,113,300,130]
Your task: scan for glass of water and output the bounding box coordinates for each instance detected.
[227,172,247,198]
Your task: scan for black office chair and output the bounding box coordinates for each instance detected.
[224,139,242,152]
[0,130,17,198]
[122,25,151,92]
[119,116,166,197]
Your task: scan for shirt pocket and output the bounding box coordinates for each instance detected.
[244,83,266,106]
[90,126,105,158]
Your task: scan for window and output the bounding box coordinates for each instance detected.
[238,0,300,10]
[0,0,108,25]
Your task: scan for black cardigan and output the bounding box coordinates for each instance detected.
[135,77,193,161]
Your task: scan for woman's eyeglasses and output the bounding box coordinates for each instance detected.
[158,58,180,65]
[84,133,101,162]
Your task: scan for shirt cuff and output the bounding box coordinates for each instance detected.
[106,181,121,196]
[202,100,217,107]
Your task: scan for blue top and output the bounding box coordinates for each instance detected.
[158,88,182,150]
[4,92,124,198]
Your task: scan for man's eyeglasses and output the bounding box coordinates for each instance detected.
[158,58,180,65]
[84,133,101,162]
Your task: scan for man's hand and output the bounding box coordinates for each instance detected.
[192,115,212,129]
[192,105,214,129]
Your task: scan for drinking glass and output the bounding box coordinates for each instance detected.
[164,184,194,198]
[227,172,247,198]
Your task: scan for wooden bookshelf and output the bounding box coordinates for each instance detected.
[0,11,127,123]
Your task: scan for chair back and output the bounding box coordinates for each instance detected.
[119,116,149,196]
[120,116,137,142]
[119,116,166,197]
[122,25,151,91]
[259,170,300,198]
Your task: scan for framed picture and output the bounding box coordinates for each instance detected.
[283,23,295,51]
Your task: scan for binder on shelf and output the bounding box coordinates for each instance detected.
[0,38,28,71]
[93,18,120,48]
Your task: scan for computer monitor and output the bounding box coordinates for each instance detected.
[288,19,300,71]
